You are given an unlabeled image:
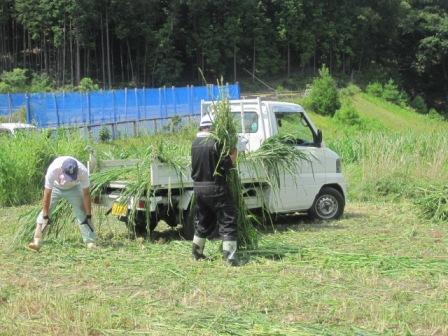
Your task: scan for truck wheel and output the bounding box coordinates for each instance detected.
[127,212,158,237]
[180,208,196,240]
[308,187,345,220]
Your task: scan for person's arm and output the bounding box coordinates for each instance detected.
[82,187,92,217]
[42,188,52,217]
[229,148,238,166]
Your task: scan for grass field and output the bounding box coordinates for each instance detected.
[1,91,447,335]
[1,201,447,335]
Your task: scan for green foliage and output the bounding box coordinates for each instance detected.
[382,79,408,107]
[30,73,54,92]
[333,103,364,128]
[307,65,341,116]
[0,68,28,93]
[162,116,183,133]
[340,84,361,98]
[327,130,448,204]
[365,79,409,107]
[366,82,383,97]
[410,95,428,114]
[0,0,446,114]
[0,69,54,93]
[0,131,89,206]
[0,107,27,123]
[98,126,111,143]
[428,108,444,121]
[78,78,99,92]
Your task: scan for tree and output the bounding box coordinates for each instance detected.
[308,65,340,116]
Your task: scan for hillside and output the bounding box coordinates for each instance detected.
[304,93,448,137]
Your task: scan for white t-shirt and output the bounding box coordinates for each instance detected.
[44,156,89,190]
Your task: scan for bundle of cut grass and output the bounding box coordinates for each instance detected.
[9,200,78,248]
[415,184,448,222]
[245,134,310,189]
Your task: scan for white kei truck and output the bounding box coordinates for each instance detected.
[90,98,347,238]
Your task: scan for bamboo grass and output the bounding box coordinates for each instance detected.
[9,199,77,248]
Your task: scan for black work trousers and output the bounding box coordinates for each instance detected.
[193,182,237,241]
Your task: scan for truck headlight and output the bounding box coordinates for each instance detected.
[336,158,342,173]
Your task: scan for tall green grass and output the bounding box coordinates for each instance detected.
[0,131,88,206]
[327,131,448,218]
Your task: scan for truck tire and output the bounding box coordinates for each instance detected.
[127,212,158,237]
[308,187,345,220]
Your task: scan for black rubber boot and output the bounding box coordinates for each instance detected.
[192,243,207,260]
[222,250,239,266]
[222,240,239,266]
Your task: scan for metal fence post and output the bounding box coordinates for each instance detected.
[125,87,128,120]
[53,93,60,127]
[172,86,176,116]
[158,87,162,120]
[112,90,116,139]
[87,92,92,138]
[189,85,193,115]
[25,94,31,124]
[7,93,12,122]
[143,87,146,119]
[164,86,168,118]
[135,88,140,136]
[87,92,92,124]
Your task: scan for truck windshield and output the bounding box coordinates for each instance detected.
[232,111,258,133]
[275,112,315,145]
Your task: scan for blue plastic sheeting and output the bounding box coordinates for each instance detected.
[0,84,240,128]
[0,93,27,119]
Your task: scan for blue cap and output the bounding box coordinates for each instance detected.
[61,158,78,181]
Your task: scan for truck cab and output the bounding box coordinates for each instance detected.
[201,98,346,220]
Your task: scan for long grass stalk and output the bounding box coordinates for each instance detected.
[9,199,77,248]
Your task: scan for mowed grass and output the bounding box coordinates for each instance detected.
[1,201,447,335]
[303,93,448,137]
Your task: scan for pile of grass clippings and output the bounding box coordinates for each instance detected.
[415,184,448,222]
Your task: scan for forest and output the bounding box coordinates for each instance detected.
[0,0,447,113]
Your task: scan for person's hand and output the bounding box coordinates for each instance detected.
[229,148,238,165]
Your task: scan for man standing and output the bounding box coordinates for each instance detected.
[28,156,97,251]
[190,114,238,266]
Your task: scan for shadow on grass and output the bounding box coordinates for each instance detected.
[255,212,347,234]
[149,224,303,266]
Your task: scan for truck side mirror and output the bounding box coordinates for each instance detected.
[315,129,323,147]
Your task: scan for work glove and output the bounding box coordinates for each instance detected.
[37,214,51,229]
[37,214,50,225]
[34,214,51,239]
[237,136,249,152]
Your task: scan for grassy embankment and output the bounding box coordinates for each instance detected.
[0,92,447,335]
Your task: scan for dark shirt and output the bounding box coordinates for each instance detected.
[191,132,233,184]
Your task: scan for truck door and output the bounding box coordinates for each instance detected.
[269,109,325,212]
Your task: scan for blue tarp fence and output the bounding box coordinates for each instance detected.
[0,83,240,128]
